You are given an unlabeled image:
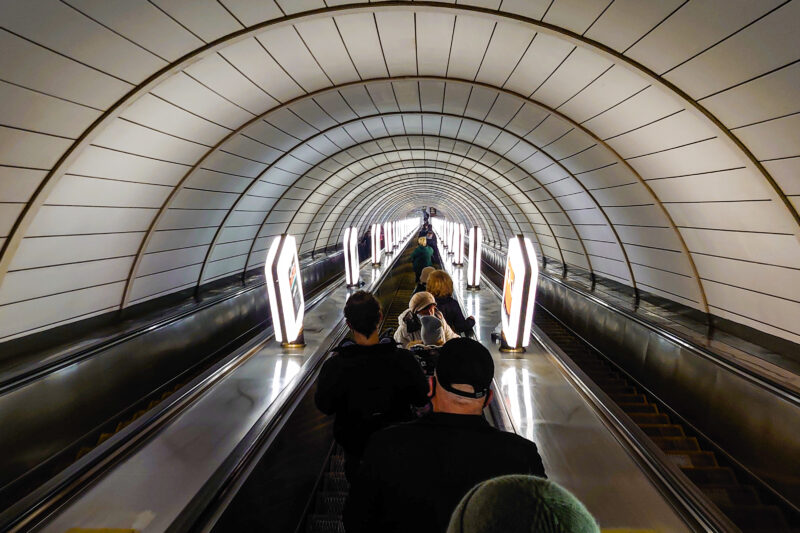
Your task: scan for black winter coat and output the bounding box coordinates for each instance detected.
[344,412,546,533]
[435,295,475,334]
[314,339,429,458]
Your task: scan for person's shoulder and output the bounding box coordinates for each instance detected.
[489,428,542,453]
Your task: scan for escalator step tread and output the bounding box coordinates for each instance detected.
[628,412,670,424]
[680,466,737,485]
[323,472,349,492]
[701,485,761,507]
[315,493,347,514]
[306,514,345,533]
[618,402,658,413]
[638,424,684,437]
[666,450,717,468]
[651,436,700,451]
[717,504,789,528]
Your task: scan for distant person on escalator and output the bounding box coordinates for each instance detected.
[394,291,459,348]
[315,291,429,482]
[426,231,440,265]
[411,237,434,283]
[413,266,436,295]
[427,270,476,335]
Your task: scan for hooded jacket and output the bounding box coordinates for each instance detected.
[314,338,429,458]
[393,308,459,347]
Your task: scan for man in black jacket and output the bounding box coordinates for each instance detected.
[344,338,546,533]
[315,291,429,481]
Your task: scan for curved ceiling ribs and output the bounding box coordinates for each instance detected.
[1,1,798,343]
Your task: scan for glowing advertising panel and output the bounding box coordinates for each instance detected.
[371,223,381,266]
[467,226,482,288]
[265,234,305,346]
[383,222,392,254]
[500,235,538,351]
[343,226,360,287]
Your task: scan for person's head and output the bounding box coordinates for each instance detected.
[418,237,427,247]
[409,291,437,316]
[431,338,494,415]
[420,315,444,346]
[426,232,434,240]
[344,291,382,344]
[420,266,436,285]
[427,270,454,299]
[447,475,600,533]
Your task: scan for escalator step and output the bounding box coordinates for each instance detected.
[609,393,647,404]
[717,504,789,529]
[305,514,345,533]
[315,492,347,515]
[666,450,717,468]
[681,466,737,485]
[601,385,638,395]
[652,436,700,451]
[618,402,658,414]
[323,472,349,493]
[627,412,670,424]
[702,485,762,507]
[638,424,684,437]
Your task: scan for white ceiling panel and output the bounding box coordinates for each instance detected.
[0,81,100,138]
[1,0,165,83]
[296,18,359,85]
[0,282,123,341]
[763,157,800,196]
[256,27,330,93]
[583,86,684,140]
[668,201,795,234]
[48,175,170,208]
[184,53,276,115]
[137,245,207,278]
[648,169,773,203]
[151,73,252,129]
[584,0,684,53]
[150,0,242,43]
[475,21,535,86]
[733,113,800,162]
[415,12,455,77]
[0,168,46,204]
[504,32,575,96]
[91,120,207,165]
[558,64,649,124]
[219,38,303,104]
[147,228,216,254]
[533,46,613,109]
[0,126,71,169]
[627,0,784,75]
[608,111,716,160]
[665,1,799,99]
[27,206,155,235]
[700,62,800,129]
[0,256,131,306]
[499,0,550,20]
[128,264,201,304]
[447,15,496,81]
[374,11,416,77]
[334,13,389,80]
[67,0,204,61]
[543,0,613,35]
[120,94,228,146]
[220,0,282,26]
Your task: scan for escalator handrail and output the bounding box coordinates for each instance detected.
[479,244,800,407]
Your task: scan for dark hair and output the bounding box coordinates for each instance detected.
[344,291,382,336]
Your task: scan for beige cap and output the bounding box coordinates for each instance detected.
[420,266,436,284]
[409,291,436,313]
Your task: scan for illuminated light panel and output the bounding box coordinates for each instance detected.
[500,235,538,350]
[265,234,305,345]
[467,226,482,288]
[343,226,360,287]
[371,223,382,266]
[452,223,465,266]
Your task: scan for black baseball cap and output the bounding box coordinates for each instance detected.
[436,338,495,399]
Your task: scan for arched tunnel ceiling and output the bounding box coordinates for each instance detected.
[0,1,799,344]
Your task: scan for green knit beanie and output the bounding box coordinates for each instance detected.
[447,475,600,533]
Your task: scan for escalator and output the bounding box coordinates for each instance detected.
[534,307,800,533]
